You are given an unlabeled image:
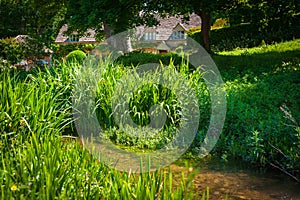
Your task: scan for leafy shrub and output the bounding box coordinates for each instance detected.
[210,40,300,174]
[0,38,23,71]
[52,43,95,60]
[189,22,300,52]
[116,52,183,67]
[66,49,87,64]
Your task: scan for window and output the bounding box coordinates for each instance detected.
[67,34,79,42]
[170,31,186,40]
[143,32,156,40]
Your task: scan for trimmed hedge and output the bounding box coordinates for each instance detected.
[189,18,300,52]
[66,50,87,64]
[115,52,183,67]
[52,43,95,60]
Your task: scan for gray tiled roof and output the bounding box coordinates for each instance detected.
[55,24,97,43]
[135,13,201,41]
[55,14,201,44]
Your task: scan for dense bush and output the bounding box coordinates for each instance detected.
[210,40,300,174]
[52,43,95,60]
[0,38,23,71]
[66,49,87,64]
[189,21,300,52]
[116,52,183,67]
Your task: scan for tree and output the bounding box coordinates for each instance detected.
[0,0,67,39]
[65,0,159,52]
[226,0,299,27]
[146,0,233,53]
[0,0,68,62]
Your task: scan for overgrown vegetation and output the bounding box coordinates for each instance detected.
[116,40,300,176]
[1,39,299,198]
[0,59,200,199]
[189,22,300,52]
[212,40,300,175]
[0,38,23,70]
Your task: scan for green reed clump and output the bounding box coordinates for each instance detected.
[88,58,210,150]
[0,61,77,150]
[0,133,198,199]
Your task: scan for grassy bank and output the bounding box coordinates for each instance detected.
[0,62,199,199]
[0,39,299,198]
[213,40,300,172]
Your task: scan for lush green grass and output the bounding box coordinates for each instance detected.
[0,61,200,199]
[115,40,300,175]
[212,39,300,172]
[1,133,199,199]
[1,39,299,199]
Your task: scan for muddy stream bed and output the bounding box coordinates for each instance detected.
[170,159,300,200]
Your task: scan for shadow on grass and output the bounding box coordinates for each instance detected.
[213,50,300,83]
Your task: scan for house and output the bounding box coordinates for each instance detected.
[55,14,201,54]
[55,24,98,44]
[133,13,201,53]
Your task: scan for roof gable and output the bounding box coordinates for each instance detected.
[55,24,97,44]
[173,23,186,31]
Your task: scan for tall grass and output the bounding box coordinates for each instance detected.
[0,61,202,199]
[72,57,210,150]
[0,67,73,146]
[1,39,299,199]
[0,133,198,199]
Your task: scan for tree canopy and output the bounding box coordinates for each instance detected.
[1,0,298,53]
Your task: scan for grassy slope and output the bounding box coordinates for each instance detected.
[210,40,300,171]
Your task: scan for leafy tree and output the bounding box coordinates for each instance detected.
[0,38,23,64]
[0,0,67,38]
[226,0,299,27]
[0,0,67,60]
[65,0,159,52]
[146,0,233,53]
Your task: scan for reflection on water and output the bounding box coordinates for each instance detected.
[171,158,300,200]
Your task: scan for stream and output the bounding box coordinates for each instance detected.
[171,158,300,200]
[80,139,300,199]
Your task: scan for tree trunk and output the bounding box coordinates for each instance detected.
[200,9,211,53]
[103,23,133,53]
[103,23,112,38]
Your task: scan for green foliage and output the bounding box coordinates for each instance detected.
[0,0,66,38]
[0,134,197,199]
[52,43,96,60]
[66,0,159,36]
[116,52,184,67]
[189,23,300,52]
[0,38,23,70]
[0,60,198,199]
[1,40,299,198]
[90,57,209,150]
[212,40,300,172]
[227,0,299,27]
[66,50,87,64]
[0,65,75,143]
